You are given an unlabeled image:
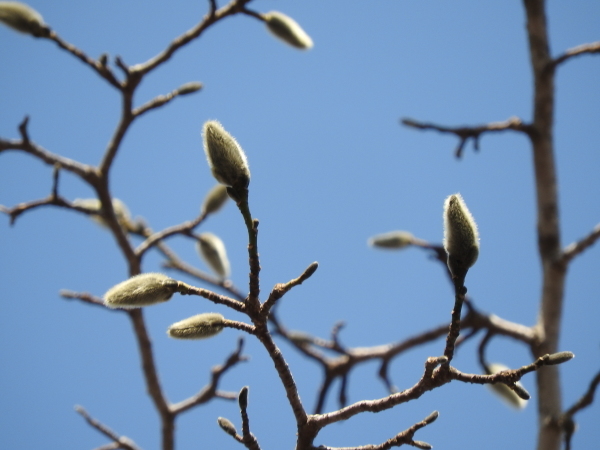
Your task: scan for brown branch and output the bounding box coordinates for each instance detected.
[238,387,262,450]
[131,0,255,75]
[132,82,203,117]
[561,223,600,265]
[176,283,247,314]
[135,213,207,258]
[75,406,142,450]
[551,41,600,68]
[45,31,121,89]
[171,337,248,414]
[60,290,115,310]
[401,116,532,158]
[261,261,319,315]
[313,410,437,450]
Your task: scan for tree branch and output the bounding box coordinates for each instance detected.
[75,406,142,450]
[561,222,600,265]
[551,41,600,69]
[401,116,532,158]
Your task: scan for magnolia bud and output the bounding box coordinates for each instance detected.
[202,120,250,191]
[546,351,575,365]
[486,363,528,410]
[167,313,225,340]
[73,198,133,231]
[0,2,48,37]
[201,184,229,215]
[443,193,479,279]
[238,386,249,410]
[104,273,178,309]
[368,231,415,249]
[197,232,231,280]
[263,11,313,50]
[177,82,203,96]
[217,417,237,437]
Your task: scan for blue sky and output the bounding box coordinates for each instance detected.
[1,1,599,449]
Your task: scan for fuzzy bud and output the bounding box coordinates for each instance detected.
[411,441,432,450]
[73,198,134,231]
[217,417,237,437]
[238,386,249,410]
[0,2,48,37]
[202,120,250,191]
[545,351,575,365]
[201,184,229,215]
[368,231,415,249]
[486,363,528,410]
[263,11,313,50]
[104,273,178,309]
[197,232,231,280]
[167,312,225,340]
[443,193,479,280]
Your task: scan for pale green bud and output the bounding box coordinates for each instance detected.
[486,363,528,410]
[0,2,48,37]
[202,120,250,190]
[238,385,249,410]
[263,11,313,50]
[368,231,415,249]
[197,232,231,280]
[167,312,225,340]
[73,198,133,231]
[217,417,237,437]
[546,351,575,365]
[104,273,178,309]
[443,193,479,279]
[201,184,229,215]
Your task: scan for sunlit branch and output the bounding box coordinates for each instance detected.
[561,223,600,265]
[75,406,142,450]
[551,41,600,69]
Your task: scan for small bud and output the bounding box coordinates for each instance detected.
[288,330,313,346]
[104,273,178,309]
[545,351,575,365]
[238,386,249,410]
[73,198,133,232]
[201,184,229,215]
[202,120,250,191]
[167,312,225,340]
[177,81,203,96]
[443,194,479,279]
[486,363,528,410]
[423,410,439,425]
[0,2,48,37]
[263,11,313,50]
[368,231,415,249]
[217,417,237,437]
[196,232,231,280]
[411,441,432,450]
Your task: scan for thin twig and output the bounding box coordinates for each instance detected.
[261,261,319,315]
[561,223,600,265]
[551,41,600,69]
[75,406,142,450]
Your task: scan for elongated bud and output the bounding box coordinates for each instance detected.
[263,11,313,50]
[167,312,225,339]
[217,417,237,437]
[104,273,178,309]
[443,194,479,279]
[423,410,439,424]
[486,363,528,410]
[545,351,575,365]
[0,2,49,37]
[201,184,229,215]
[411,441,432,450]
[196,232,231,280]
[73,198,133,231]
[177,81,203,96]
[202,120,250,191]
[368,231,414,249]
[238,386,249,410]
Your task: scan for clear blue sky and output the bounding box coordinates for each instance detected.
[1,1,599,449]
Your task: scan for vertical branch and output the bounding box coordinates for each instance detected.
[522,1,566,449]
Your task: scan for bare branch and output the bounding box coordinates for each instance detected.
[561,223,600,265]
[132,82,203,117]
[238,387,262,450]
[75,405,142,450]
[60,290,114,310]
[135,213,207,258]
[551,41,600,68]
[45,31,121,89]
[176,283,247,313]
[171,337,249,414]
[560,370,600,450]
[261,261,319,315]
[401,116,532,158]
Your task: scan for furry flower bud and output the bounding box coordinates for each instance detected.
[202,120,250,191]
[486,363,528,410]
[238,386,249,410]
[177,82,203,96]
[167,312,225,340]
[217,417,237,437]
[73,198,133,231]
[201,184,229,215]
[443,193,479,279]
[104,273,178,309]
[197,232,231,280]
[368,231,415,249]
[0,2,48,37]
[263,11,313,50]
